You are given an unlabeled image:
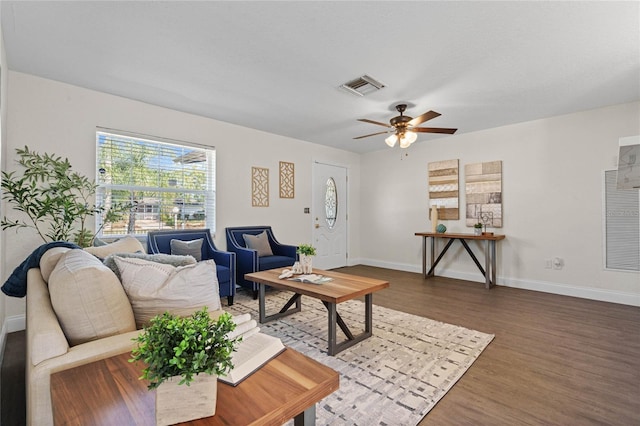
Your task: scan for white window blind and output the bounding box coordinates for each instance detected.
[604,170,639,271]
[96,131,216,237]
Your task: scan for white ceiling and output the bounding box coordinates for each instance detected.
[2,1,639,153]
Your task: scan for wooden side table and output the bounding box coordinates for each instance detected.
[415,232,506,289]
[51,348,339,426]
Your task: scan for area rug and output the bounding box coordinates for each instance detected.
[226,290,494,426]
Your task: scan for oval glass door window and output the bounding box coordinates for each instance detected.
[325,177,337,229]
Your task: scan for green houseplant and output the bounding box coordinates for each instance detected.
[473,222,483,235]
[130,307,240,425]
[1,146,127,247]
[297,244,316,273]
[296,243,317,256]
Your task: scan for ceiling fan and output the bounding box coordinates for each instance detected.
[354,104,457,148]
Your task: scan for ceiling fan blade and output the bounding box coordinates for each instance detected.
[353,130,391,140]
[408,110,441,127]
[412,127,458,134]
[357,118,392,128]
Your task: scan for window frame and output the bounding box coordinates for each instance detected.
[95,129,216,238]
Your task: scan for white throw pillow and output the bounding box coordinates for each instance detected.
[114,257,221,328]
[39,247,73,282]
[83,236,145,259]
[48,249,136,346]
[243,231,273,257]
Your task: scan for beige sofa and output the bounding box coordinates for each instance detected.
[25,237,223,425]
[26,267,142,425]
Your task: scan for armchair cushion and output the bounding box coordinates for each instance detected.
[243,231,273,257]
[170,238,203,261]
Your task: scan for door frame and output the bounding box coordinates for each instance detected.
[312,160,349,269]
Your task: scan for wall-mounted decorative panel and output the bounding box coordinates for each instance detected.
[428,159,459,220]
[279,161,295,198]
[251,167,269,207]
[465,160,502,227]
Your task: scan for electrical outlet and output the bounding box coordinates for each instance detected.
[544,259,552,269]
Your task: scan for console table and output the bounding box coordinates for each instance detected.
[50,348,339,426]
[415,232,505,289]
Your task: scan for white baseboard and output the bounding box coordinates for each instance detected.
[6,315,26,333]
[359,258,640,307]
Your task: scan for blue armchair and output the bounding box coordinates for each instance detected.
[225,226,297,298]
[146,229,236,306]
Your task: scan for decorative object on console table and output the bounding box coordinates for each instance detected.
[297,243,316,273]
[474,222,483,236]
[251,166,269,207]
[436,224,447,233]
[430,205,439,233]
[130,307,240,425]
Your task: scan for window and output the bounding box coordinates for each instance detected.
[603,170,639,271]
[96,130,215,237]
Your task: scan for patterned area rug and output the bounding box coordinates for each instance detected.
[226,289,494,426]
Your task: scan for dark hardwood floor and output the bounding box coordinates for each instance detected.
[2,265,639,425]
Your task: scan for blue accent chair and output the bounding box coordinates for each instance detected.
[146,229,236,306]
[225,226,297,298]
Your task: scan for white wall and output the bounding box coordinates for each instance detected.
[2,71,361,321]
[0,12,8,354]
[360,101,640,305]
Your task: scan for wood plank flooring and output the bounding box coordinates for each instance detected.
[2,265,639,425]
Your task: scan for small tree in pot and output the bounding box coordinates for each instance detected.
[1,146,128,247]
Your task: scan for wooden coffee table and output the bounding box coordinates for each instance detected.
[245,268,389,356]
[50,348,338,426]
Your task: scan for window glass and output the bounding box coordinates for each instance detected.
[96,131,215,237]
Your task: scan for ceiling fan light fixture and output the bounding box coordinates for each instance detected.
[385,134,398,147]
[398,131,417,148]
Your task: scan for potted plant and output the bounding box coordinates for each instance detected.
[130,307,240,425]
[1,146,128,247]
[473,222,483,236]
[297,243,316,273]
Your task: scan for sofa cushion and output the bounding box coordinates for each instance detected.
[170,238,203,261]
[259,255,296,271]
[39,247,73,282]
[83,236,145,259]
[243,231,273,257]
[103,252,197,281]
[114,257,221,328]
[48,249,137,346]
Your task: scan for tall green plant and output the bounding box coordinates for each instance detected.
[1,146,126,247]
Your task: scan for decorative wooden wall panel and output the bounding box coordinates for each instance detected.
[251,167,269,207]
[279,161,295,198]
[428,159,459,220]
[465,160,502,227]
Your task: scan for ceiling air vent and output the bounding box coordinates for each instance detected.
[339,74,385,97]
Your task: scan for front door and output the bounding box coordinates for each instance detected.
[312,162,347,270]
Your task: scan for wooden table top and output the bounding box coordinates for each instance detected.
[51,348,339,426]
[245,268,389,304]
[415,231,506,241]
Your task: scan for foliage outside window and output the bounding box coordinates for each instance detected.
[96,131,216,237]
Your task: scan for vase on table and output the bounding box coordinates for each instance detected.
[300,254,313,273]
[155,374,217,425]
